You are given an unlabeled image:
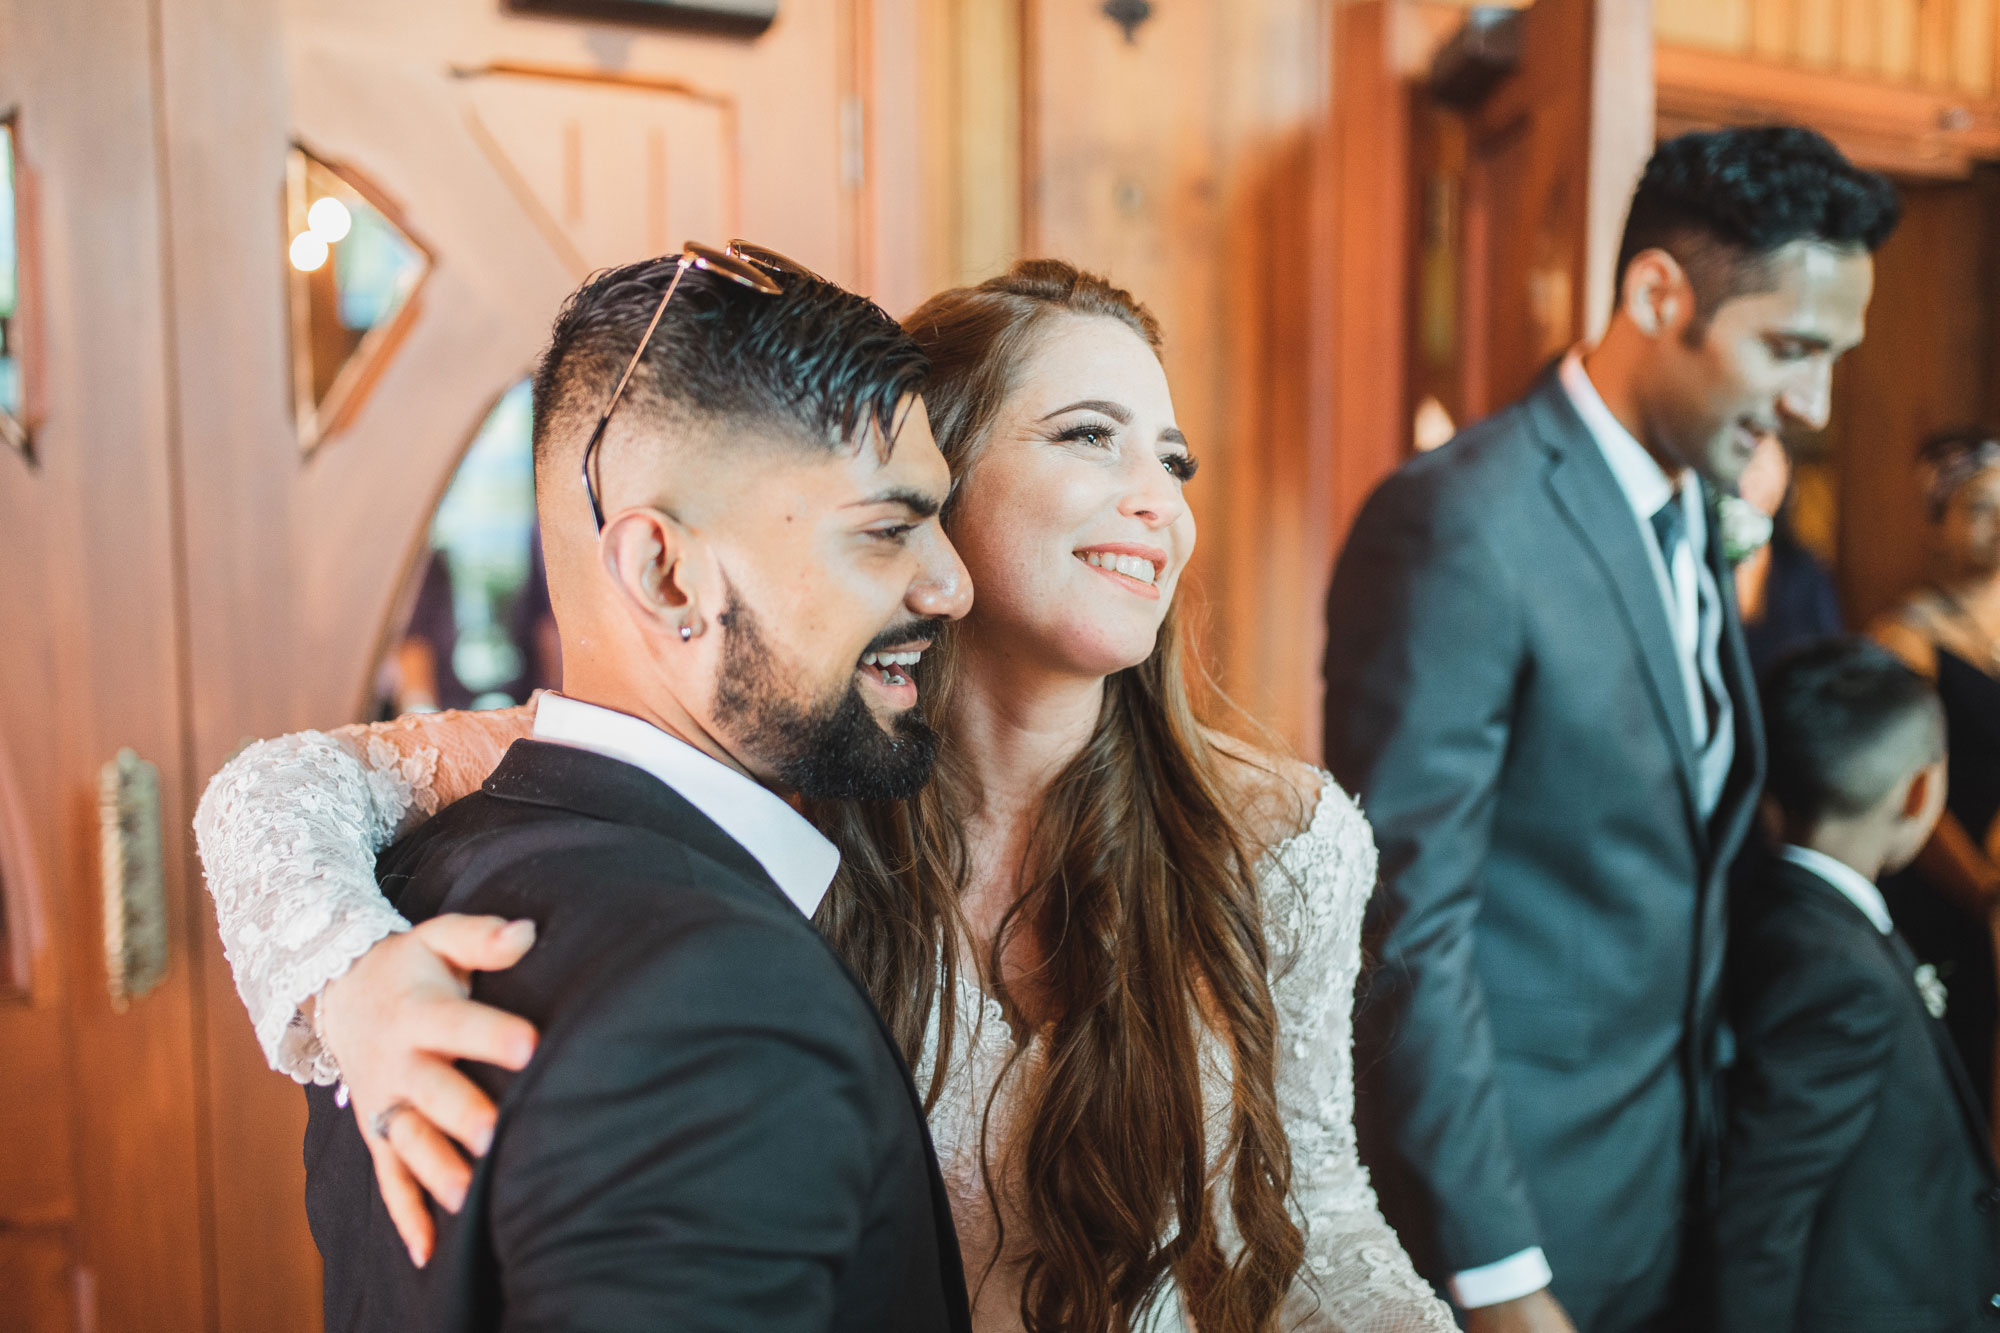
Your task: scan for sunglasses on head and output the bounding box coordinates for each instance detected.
[580,239,823,531]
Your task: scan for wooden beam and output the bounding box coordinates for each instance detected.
[1656,42,2000,178]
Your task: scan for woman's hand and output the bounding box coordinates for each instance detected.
[316,915,541,1266]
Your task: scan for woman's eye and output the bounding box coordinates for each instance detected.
[1055,424,1115,449]
[1162,452,1198,482]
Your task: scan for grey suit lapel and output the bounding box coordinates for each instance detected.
[1527,376,1703,830]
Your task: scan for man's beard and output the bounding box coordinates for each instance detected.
[711,587,941,801]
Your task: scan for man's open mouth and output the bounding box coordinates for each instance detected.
[860,646,926,688]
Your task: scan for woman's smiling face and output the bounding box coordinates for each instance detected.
[945,312,1198,678]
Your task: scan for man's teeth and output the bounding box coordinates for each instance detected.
[861,650,923,668]
[1080,551,1158,585]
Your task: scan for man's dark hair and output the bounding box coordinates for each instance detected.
[1761,637,1943,828]
[530,254,927,470]
[1616,126,1900,333]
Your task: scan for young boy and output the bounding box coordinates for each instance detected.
[1717,638,2000,1330]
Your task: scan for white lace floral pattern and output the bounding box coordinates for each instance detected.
[195,730,1453,1329]
[192,732,435,1084]
[917,776,1454,1332]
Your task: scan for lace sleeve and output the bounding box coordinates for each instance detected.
[192,703,535,1085]
[1265,776,1457,1333]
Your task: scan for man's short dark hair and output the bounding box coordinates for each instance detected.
[1762,637,1943,828]
[1616,127,1900,332]
[530,254,927,471]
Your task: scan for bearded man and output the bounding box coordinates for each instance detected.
[300,249,974,1333]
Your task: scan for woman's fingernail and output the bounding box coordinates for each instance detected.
[409,1241,430,1268]
[501,919,536,948]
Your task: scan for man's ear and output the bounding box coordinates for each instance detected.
[1621,248,1693,340]
[599,507,708,640]
[1901,764,1935,820]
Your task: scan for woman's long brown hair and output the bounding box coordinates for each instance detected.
[811,260,1305,1332]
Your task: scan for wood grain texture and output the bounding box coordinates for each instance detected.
[0,1,210,1329]
[1821,178,2000,625]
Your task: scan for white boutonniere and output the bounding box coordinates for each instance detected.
[1915,963,1948,1020]
[1718,495,1774,566]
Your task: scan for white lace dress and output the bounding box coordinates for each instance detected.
[194,724,1455,1333]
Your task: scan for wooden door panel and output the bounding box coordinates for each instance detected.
[460,70,735,269]
[1450,0,1653,416]
[0,1231,73,1333]
[0,0,208,1329]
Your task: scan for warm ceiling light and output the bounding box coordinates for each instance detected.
[307,195,352,243]
[289,230,330,272]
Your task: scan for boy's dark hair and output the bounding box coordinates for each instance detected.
[530,254,927,470]
[1761,637,1944,828]
[1616,126,1900,335]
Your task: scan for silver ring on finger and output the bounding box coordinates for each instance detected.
[369,1098,417,1142]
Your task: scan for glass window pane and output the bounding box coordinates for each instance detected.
[374,380,555,717]
[287,146,431,450]
[0,118,24,451]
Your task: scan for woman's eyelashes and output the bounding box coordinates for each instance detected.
[1051,420,1117,451]
[1049,420,1199,482]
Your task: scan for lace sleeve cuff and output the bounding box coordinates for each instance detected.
[194,731,422,1084]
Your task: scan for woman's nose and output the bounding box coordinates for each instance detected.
[1118,455,1188,528]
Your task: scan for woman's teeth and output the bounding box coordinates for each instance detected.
[1080,551,1158,585]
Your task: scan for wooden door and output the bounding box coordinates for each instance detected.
[0,2,211,1330]
[0,1,920,1330]
[1413,0,1655,428]
[151,2,921,1329]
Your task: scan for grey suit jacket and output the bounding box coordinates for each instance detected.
[1323,371,1764,1293]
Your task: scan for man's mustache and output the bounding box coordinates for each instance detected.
[861,618,946,659]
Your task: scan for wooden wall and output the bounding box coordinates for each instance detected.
[1659,0,2000,96]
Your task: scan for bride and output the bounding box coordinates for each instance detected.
[196,259,1453,1332]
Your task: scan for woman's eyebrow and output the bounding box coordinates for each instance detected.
[1162,426,1188,448]
[1039,399,1132,424]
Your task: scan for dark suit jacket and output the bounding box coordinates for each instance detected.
[1323,372,1765,1295]
[1717,855,2000,1332]
[304,739,972,1333]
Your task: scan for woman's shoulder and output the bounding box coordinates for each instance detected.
[1866,598,1944,678]
[1202,730,1367,865]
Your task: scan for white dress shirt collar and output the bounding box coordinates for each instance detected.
[531,692,840,918]
[1559,348,1682,522]
[1776,844,1895,935]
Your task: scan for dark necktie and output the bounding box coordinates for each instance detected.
[1651,496,1723,739]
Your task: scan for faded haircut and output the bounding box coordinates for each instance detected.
[1761,637,1945,828]
[530,253,928,473]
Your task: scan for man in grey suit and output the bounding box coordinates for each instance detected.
[1324,128,1899,1333]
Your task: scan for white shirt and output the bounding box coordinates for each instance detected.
[532,692,840,918]
[1775,844,1895,935]
[1560,350,1735,817]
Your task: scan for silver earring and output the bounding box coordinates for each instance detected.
[679,624,694,642]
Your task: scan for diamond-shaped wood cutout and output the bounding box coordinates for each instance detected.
[286,146,432,453]
[0,117,28,459]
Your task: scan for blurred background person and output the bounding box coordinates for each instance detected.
[1870,428,2000,1143]
[1326,126,1898,1333]
[1733,433,1843,675]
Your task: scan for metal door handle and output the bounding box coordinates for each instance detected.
[99,749,166,1008]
